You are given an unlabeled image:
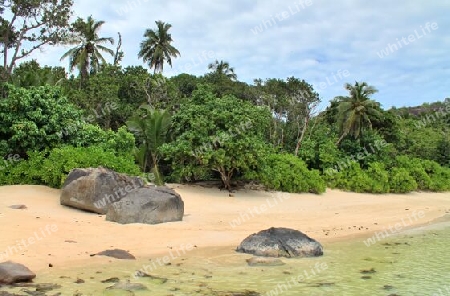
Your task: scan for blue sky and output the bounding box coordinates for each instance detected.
[28,0,450,110]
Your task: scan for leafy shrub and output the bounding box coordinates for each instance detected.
[0,146,140,188]
[68,125,135,155]
[420,159,450,191]
[160,85,272,190]
[366,162,390,193]
[254,153,326,194]
[389,168,418,193]
[325,162,373,193]
[393,156,450,192]
[0,84,82,155]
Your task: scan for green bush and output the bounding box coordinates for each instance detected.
[0,84,82,155]
[389,168,418,193]
[325,162,373,193]
[366,162,390,193]
[325,156,449,193]
[393,156,450,192]
[0,146,140,188]
[68,125,136,155]
[420,159,450,191]
[255,153,326,194]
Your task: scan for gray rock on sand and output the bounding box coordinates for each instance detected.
[106,186,184,225]
[60,167,144,214]
[94,249,136,260]
[236,227,323,258]
[0,261,36,284]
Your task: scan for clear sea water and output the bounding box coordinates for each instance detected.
[1,220,450,295]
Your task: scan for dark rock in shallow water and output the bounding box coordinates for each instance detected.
[107,281,147,291]
[94,249,136,260]
[236,227,323,258]
[246,257,285,266]
[133,271,167,283]
[106,186,184,225]
[0,261,36,284]
[215,291,260,296]
[103,290,134,296]
[35,283,61,292]
[101,277,120,283]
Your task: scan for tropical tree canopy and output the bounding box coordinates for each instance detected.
[1,0,73,81]
[138,20,180,74]
[60,15,114,81]
[335,81,381,145]
[208,60,237,81]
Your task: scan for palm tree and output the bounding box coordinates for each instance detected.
[138,21,180,74]
[208,60,237,81]
[60,16,114,82]
[335,82,381,145]
[126,105,171,185]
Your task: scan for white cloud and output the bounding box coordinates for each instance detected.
[23,0,450,108]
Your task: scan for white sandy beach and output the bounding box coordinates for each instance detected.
[0,185,449,272]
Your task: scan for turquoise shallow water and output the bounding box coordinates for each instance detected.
[1,220,450,295]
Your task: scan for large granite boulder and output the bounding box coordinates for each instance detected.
[106,186,184,225]
[0,261,36,284]
[236,227,323,258]
[60,167,144,214]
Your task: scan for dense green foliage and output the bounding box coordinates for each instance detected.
[0,146,140,188]
[0,4,448,194]
[127,106,171,185]
[160,85,272,190]
[251,153,326,194]
[0,84,82,156]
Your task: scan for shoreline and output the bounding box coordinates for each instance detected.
[0,184,449,272]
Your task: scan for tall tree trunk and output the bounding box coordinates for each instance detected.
[294,116,309,156]
[336,132,347,146]
[218,167,234,192]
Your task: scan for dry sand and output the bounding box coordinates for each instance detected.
[0,185,449,272]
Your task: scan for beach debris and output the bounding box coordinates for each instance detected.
[213,290,260,296]
[106,281,147,291]
[246,257,285,267]
[103,290,135,296]
[360,268,376,274]
[9,282,61,294]
[0,261,36,284]
[105,186,184,225]
[236,227,323,258]
[60,167,144,214]
[93,249,136,260]
[133,271,167,284]
[35,283,62,292]
[8,205,27,210]
[308,282,336,287]
[0,292,22,296]
[101,277,120,283]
